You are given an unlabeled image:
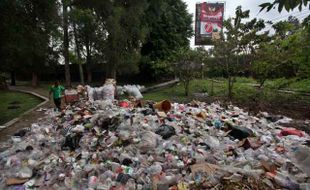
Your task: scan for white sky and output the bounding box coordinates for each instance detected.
[182,0,310,47]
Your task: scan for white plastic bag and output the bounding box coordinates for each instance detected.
[123,85,143,99]
[102,84,115,101]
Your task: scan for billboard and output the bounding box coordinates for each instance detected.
[195,2,224,45]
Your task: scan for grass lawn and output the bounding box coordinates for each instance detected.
[0,90,42,125]
[143,78,310,104]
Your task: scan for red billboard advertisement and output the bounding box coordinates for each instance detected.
[195,2,224,45]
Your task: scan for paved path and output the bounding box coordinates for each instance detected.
[0,86,52,142]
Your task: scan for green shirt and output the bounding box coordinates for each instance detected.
[50,85,65,99]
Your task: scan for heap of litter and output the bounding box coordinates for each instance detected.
[0,92,309,190]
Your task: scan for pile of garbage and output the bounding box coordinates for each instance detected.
[86,80,144,102]
[0,97,309,189]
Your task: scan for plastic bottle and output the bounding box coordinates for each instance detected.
[147,163,162,175]
[88,176,98,189]
[125,178,136,190]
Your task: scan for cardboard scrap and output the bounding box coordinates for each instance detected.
[261,160,277,173]
[6,178,29,185]
[157,111,167,118]
[194,112,208,122]
[191,163,219,175]
[238,137,261,150]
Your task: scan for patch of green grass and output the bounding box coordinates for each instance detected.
[235,77,257,84]
[264,78,310,93]
[233,82,257,102]
[143,83,188,102]
[0,90,42,125]
[143,79,228,102]
[143,78,310,106]
[286,79,310,93]
[264,78,296,89]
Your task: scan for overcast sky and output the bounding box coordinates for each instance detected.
[182,0,310,47]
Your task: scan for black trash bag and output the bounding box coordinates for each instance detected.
[122,158,133,166]
[25,146,34,151]
[97,115,121,131]
[61,133,83,151]
[155,125,176,139]
[266,115,283,122]
[116,173,131,184]
[141,108,154,116]
[14,128,31,137]
[228,125,253,140]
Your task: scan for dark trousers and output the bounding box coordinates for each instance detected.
[54,98,61,110]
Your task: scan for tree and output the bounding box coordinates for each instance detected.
[74,0,149,80]
[253,16,310,86]
[252,42,282,87]
[260,0,310,29]
[140,0,193,79]
[238,18,268,71]
[172,48,203,96]
[0,0,60,87]
[72,19,84,85]
[70,7,98,84]
[213,6,250,99]
[104,0,149,79]
[260,0,310,12]
[62,0,71,87]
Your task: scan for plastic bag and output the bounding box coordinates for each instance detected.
[155,125,176,139]
[123,85,143,99]
[102,84,115,101]
[138,131,159,153]
[290,145,310,176]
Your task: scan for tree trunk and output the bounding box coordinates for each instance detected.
[73,21,84,85]
[211,79,214,96]
[85,39,92,84]
[112,69,116,79]
[78,64,84,85]
[32,72,38,87]
[228,77,231,99]
[87,65,92,84]
[63,1,71,87]
[106,64,116,79]
[184,81,190,96]
[0,77,8,90]
[225,57,232,100]
[259,79,266,89]
[10,71,16,86]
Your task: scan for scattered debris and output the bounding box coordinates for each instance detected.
[0,89,309,189]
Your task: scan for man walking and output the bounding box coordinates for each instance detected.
[49,81,65,111]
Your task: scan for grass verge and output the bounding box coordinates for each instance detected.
[0,90,42,125]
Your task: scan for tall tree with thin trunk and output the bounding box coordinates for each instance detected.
[213,6,250,99]
[70,7,97,84]
[0,0,59,87]
[63,0,71,87]
[72,20,84,85]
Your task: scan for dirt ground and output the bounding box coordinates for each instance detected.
[227,98,310,134]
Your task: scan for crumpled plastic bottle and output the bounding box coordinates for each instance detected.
[147,162,162,175]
